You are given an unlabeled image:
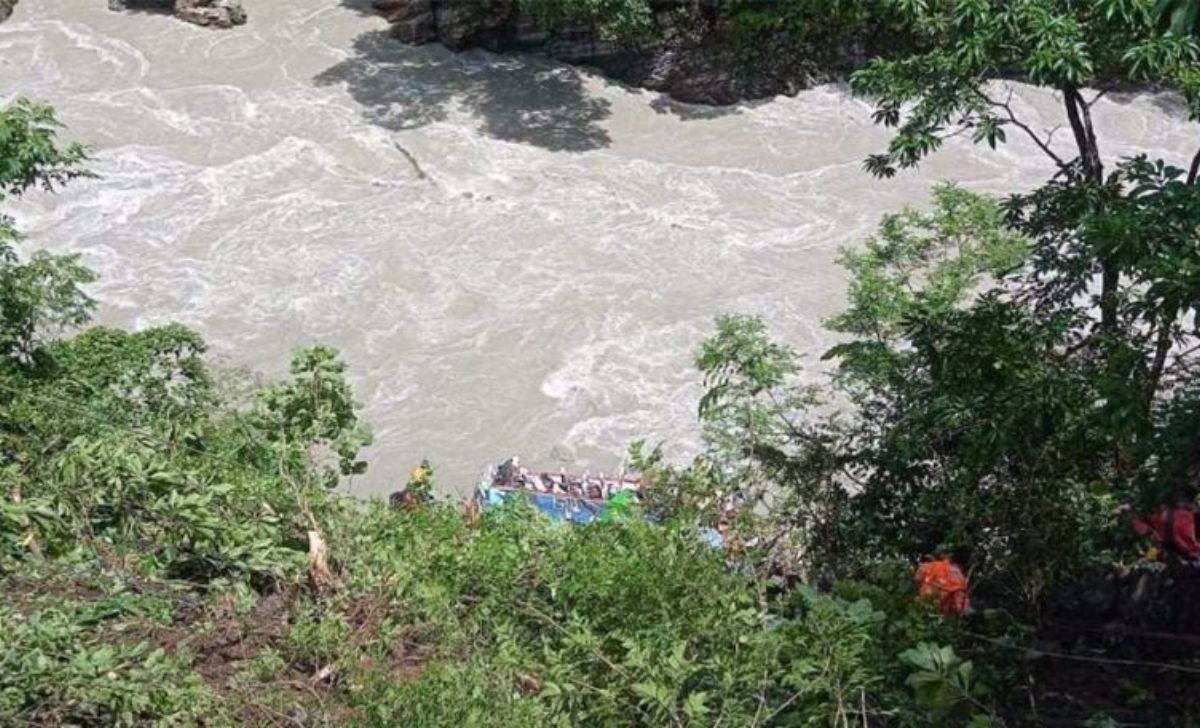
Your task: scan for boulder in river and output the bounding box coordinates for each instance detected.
[107,0,246,29]
[173,0,246,28]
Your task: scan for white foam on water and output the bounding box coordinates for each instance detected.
[3,0,1196,493]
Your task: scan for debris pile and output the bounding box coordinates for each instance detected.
[486,456,642,502]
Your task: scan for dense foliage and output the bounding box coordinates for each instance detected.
[0,100,1005,725]
[615,0,1200,637]
[516,0,901,44]
[4,1,1200,724]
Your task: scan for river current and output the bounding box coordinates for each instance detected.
[3,0,1196,494]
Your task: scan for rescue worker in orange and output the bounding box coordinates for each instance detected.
[915,553,971,616]
[1122,485,1200,564]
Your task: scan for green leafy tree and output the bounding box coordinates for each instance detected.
[687,186,1133,608]
[0,99,88,199]
[257,345,371,487]
[0,99,93,365]
[827,1,1200,580]
[851,0,1200,339]
[518,0,654,40]
[726,0,908,54]
[1155,0,1200,36]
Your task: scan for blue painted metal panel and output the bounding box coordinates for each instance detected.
[477,487,726,549]
[479,487,608,524]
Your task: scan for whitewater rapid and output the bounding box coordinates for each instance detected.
[3,0,1196,493]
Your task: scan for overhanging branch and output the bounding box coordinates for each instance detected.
[1085,88,1110,109]
[976,87,1071,173]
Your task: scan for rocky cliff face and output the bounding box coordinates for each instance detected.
[107,0,247,29]
[370,0,819,105]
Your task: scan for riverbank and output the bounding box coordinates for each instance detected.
[367,0,882,104]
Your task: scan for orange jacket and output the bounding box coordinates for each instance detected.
[1132,505,1200,560]
[915,559,971,616]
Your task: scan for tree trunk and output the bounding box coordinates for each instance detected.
[1189,148,1199,186]
[307,529,339,597]
[1146,315,1175,409]
[1063,87,1103,183]
[1063,86,1137,478]
[1063,87,1117,335]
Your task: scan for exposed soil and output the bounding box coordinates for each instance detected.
[3,568,433,727]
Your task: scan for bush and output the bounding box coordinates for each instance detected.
[0,593,210,725]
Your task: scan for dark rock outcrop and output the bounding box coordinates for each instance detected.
[0,0,18,24]
[586,34,817,105]
[174,0,246,28]
[373,0,515,48]
[368,0,820,105]
[107,0,246,29]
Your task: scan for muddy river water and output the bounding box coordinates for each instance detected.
[3,0,1196,493]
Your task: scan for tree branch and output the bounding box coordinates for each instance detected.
[1189,147,1200,186]
[977,87,1070,172]
[1146,315,1176,408]
[1085,88,1110,108]
[1062,86,1103,183]
[1063,86,1119,338]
